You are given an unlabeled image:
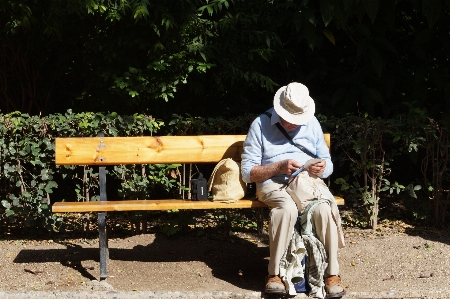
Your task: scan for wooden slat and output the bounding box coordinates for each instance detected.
[323,133,330,150]
[52,196,345,213]
[52,199,266,212]
[55,135,246,165]
[55,134,331,166]
[335,196,344,205]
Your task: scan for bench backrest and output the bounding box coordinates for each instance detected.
[55,134,331,166]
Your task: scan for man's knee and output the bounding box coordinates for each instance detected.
[313,202,333,219]
[271,199,298,219]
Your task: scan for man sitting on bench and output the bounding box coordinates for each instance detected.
[241,82,346,298]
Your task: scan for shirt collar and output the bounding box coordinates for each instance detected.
[270,109,305,129]
[271,110,282,126]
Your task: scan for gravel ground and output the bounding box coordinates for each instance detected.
[1,222,449,299]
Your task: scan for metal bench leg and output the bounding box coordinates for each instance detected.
[98,131,108,280]
[99,212,108,280]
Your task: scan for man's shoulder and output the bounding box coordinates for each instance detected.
[304,116,322,128]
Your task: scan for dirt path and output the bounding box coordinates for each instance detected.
[1,224,449,298]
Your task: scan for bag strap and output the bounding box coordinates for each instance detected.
[263,111,318,158]
[207,158,229,192]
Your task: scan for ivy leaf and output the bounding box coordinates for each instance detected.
[405,184,422,199]
[1,200,10,209]
[45,181,58,194]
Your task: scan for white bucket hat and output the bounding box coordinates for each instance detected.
[273,82,315,125]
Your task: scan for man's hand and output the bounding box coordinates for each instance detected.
[250,159,302,183]
[309,160,326,176]
[279,159,302,176]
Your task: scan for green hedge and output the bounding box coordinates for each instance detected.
[1,109,448,231]
[0,110,164,230]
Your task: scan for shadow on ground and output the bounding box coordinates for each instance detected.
[13,230,270,292]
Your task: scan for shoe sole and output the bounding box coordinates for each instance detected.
[265,289,287,295]
[326,291,346,299]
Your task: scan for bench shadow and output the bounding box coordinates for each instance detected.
[13,232,270,293]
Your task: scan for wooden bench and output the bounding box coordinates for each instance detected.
[52,133,344,280]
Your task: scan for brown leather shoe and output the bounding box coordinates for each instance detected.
[324,275,346,298]
[265,275,286,294]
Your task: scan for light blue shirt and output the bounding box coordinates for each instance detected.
[241,108,333,187]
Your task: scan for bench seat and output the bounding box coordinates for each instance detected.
[52,196,345,213]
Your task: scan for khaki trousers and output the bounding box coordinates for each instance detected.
[257,182,340,277]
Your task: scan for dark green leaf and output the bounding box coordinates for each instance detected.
[1,200,10,209]
[362,0,379,23]
[422,0,441,28]
[320,0,335,26]
[45,181,58,194]
[301,7,316,26]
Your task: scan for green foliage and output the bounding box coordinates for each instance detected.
[327,114,407,229]
[167,113,257,135]
[113,163,182,200]
[327,106,450,227]
[400,108,450,226]
[380,180,405,195]
[2,0,450,123]
[0,110,167,231]
[1,108,449,232]
[0,112,58,230]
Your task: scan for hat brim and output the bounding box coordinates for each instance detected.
[273,86,315,125]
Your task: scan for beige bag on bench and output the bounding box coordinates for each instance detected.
[207,158,246,203]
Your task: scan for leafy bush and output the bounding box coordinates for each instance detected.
[0,110,165,231]
[0,112,57,230]
[2,109,449,233]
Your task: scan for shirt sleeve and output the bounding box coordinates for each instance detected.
[241,117,263,184]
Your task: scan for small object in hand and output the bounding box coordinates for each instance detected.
[284,166,304,188]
